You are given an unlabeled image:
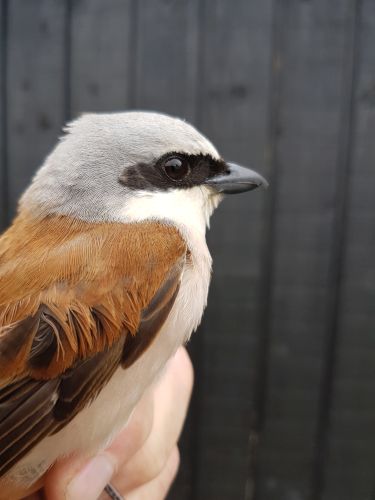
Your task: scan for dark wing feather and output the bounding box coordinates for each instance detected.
[53,337,125,424]
[0,259,183,478]
[0,381,59,475]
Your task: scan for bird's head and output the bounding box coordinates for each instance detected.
[21,111,267,234]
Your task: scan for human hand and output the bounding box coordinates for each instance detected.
[19,347,193,500]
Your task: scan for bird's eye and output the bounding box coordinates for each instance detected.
[163,157,190,181]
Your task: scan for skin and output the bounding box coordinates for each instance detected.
[6,347,193,500]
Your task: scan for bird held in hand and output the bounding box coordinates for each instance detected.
[0,111,267,493]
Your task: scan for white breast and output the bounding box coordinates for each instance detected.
[8,225,212,485]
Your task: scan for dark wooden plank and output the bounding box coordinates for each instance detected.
[6,0,66,218]
[70,0,132,116]
[0,0,7,229]
[322,1,375,499]
[256,2,356,499]
[193,1,273,498]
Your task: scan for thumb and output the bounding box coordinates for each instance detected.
[47,452,116,500]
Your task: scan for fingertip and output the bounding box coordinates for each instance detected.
[43,453,91,500]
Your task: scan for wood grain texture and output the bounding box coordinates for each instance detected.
[322,1,375,499]
[6,0,66,218]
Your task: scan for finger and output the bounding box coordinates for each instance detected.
[126,447,180,500]
[112,347,193,493]
[44,385,154,500]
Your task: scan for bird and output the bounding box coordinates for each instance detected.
[0,111,267,494]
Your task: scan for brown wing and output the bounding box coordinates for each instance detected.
[0,340,123,476]
[0,213,186,477]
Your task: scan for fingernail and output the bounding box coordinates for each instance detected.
[66,453,115,500]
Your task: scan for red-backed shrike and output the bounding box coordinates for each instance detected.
[0,112,267,492]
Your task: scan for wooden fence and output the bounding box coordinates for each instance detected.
[1,1,374,499]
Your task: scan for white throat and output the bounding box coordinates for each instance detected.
[120,186,221,237]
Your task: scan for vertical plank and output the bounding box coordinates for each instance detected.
[256,1,355,499]
[322,1,375,499]
[6,0,67,218]
[0,0,7,228]
[70,0,132,116]
[195,1,273,498]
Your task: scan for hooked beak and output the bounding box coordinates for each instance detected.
[205,162,268,194]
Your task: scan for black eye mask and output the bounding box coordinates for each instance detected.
[119,153,228,192]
